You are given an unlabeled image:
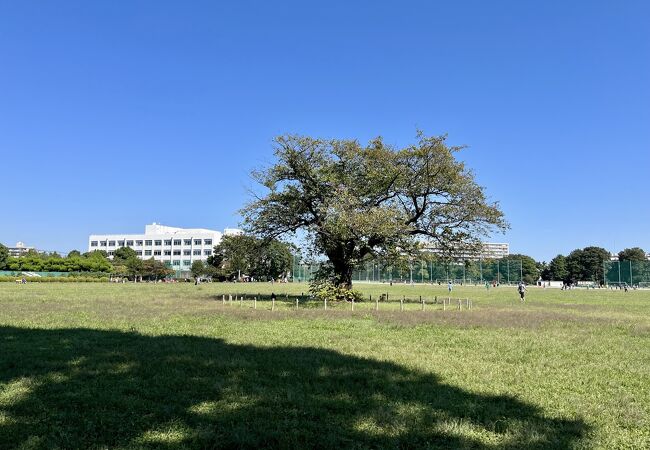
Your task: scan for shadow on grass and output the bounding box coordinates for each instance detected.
[0,326,589,449]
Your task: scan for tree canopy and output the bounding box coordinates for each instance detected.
[618,247,646,262]
[242,133,507,288]
[566,246,610,284]
[207,234,293,281]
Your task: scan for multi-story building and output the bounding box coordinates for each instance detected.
[5,241,36,257]
[423,242,510,260]
[88,223,242,272]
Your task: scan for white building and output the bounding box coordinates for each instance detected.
[424,242,510,260]
[5,241,36,257]
[88,223,242,271]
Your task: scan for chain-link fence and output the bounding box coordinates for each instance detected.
[603,260,650,286]
[292,259,524,285]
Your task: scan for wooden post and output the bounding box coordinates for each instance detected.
[434,295,437,304]
[254,296,257,309]
[401,296,404,312]
[324,298,327,310]
[222,294,225,305]
[375,295,378,311]
[228,294,232,304]
[351,298,355,311]
[422,296,425,311]
[240,296,243,308]
[466,298,469,309]
[272,296,275,311]
[295,298,299,310]
[443,298,446,311]
[458,299,461,311]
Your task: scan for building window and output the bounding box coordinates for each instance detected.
[108,241,115,247]
[173,250,181,256]
[194,239,202,245]
[183,260,191,266]
[145,240,153,246]
[154,250,161,256]
[136,251,142,256]
[100,241,107,247]
[117,241,125,247]
[184,239,192,245]
[154,240,162,246]
[126,240,134,246]
[172,260,180,266]
[90,241,98,247]
[164,240,172,246]
[145,250,152,256]
[193,250,201,256]
[204,249,212,256]
[136,240,143,246]
[108,251,114,256]
[164,250,172,256]
[173,239,181,246]
[204,239,212,245]
[183,250,191,256]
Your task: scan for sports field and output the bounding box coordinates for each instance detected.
[0,282,648,449]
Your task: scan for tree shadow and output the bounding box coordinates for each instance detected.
[0,326,589,449]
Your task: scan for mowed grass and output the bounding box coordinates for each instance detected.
[0,283,649,449]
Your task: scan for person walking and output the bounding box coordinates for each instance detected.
[517,281,527,302]
[447,281,453,293]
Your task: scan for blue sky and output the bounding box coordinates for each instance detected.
[1,0,648,261]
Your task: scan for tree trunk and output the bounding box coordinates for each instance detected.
[331,257,354,290]
[325,242,355,290]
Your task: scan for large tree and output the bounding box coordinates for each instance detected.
[209,234,293,281]
[242,133,507,289]
[566,246,610,283]
[546,254,569,281]
[618,247,646,262]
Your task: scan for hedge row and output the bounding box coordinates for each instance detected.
[0,276,110,283]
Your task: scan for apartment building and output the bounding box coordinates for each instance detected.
[424,242,510,260]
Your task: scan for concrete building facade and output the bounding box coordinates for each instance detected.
[88,223,242,271]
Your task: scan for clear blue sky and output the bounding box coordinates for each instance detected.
[1,0,648,261]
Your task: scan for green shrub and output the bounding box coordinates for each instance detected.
[309,278,364,303]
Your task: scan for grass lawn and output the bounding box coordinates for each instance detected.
[0,282,649,449]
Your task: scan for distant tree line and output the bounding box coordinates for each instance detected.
[0,244,173,281]
[1,241,644,285]
[540,246,646,285]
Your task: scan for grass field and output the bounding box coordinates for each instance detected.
[0,282,649,449]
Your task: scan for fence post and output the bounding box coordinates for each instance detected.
[222,294,225,305]
[240,296,243,308]
[458,299,461,311]
[375,295,379,311]
[272,296,275,311]
[324,297,327,310]
[443,298,446,311]
[401,296,404,312]
[228,294,232,305]
[421,296,424,311]
[254,296,257,309]
[351,297,355,311]
[466,298,469,309]
[296,298,299,310]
